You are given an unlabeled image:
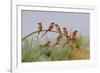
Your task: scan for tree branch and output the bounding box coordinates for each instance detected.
[22,30,63,41]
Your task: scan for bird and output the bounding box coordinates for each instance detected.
[63,30,78,48]
[63,27,68,38]
[55,24,62,37]
[37,22,43,40]
[71,30,78,39]
[66,30,78,44]
[39,41,51,48]
[63,35,72,48]
[39,22,55,39]
[67,35,73,43]
[52,35,61,47]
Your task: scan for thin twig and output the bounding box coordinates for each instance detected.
[22,30,64,41]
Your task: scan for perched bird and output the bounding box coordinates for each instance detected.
[63,35,72,48]
[63,27,68,38]
[52,35,61,47]
[55,24,62,37]
[39,41,51,48]
[65,30,78,45]
[48,22,55,31]
[40,22,54,39]
[63,30,78,48]
[71,30,78,39]
[37,22,43,40]
[67,35,73,43]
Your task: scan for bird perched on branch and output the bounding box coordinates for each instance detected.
[67,35,73,43]
[63,27,68,38]
[63,35,72,48]
[63,30,78,48]
[39,41,51,48]
[71,30,78,39]
[52,35,62,47]
[55,24,62,37]
[39,22,55,39]
[66,30,78,44]
[37,22,43,40]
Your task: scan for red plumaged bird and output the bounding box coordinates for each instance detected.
[63,27,68,38]
[55,24,61,32]
[37,22,43,40]
[55,24,62,37]
[52,35,61,47]
[40,22,55,39]
[63,30,78,48]
[63,35,72,48]
[67,35,73,43]
[48,23,54,31]
[71,30,78,39]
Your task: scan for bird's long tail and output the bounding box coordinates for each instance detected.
[37,31,40,41]
[58,29,62,38]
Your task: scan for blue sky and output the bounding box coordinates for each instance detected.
[21,10,90,38]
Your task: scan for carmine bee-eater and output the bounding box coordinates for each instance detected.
[39,41,51,48]
[40,22,55,39]
[71,30,78,39]
[63,31,78,48]
[55,24,62,37]
[37,22,43,40]
[63,35,72,48]
[52,35,61,47]
[67,35,73,43]
[63,27,68,38]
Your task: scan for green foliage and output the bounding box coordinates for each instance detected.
[22,34,90,62]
